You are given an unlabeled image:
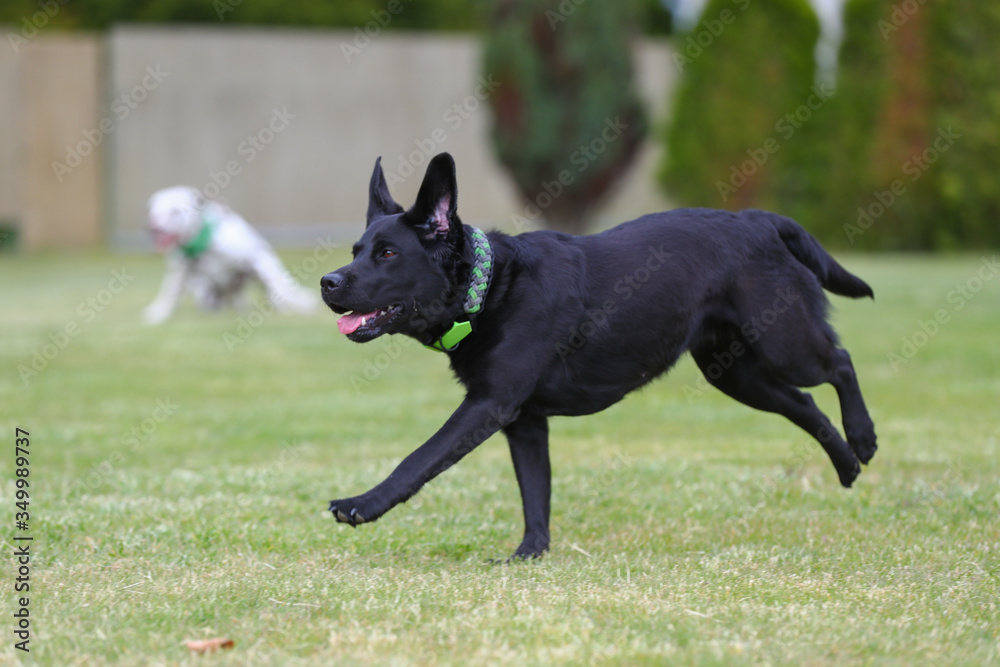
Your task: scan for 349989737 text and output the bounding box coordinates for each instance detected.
[13,427,32,653]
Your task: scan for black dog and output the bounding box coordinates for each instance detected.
[321,152,876,559]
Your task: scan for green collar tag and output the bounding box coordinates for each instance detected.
[425,320,473,352]
[424,226,494,354]
[180,214,215,258]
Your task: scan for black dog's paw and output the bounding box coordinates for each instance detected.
[849,429,878,465]
[328,495,382,527]
[507,551,545,564]
[502,535,548,563]
[837,458,862,488]
[487,534,549,564]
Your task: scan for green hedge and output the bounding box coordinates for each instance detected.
[815,0,918,249]
[660,0,820,216]
[0,0,672,33]
[813,0,1000,249]
[660,0,1000,250]
[926,0,1000,248]
[0,0,485,31]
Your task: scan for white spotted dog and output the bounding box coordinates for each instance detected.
[144,186,318,325]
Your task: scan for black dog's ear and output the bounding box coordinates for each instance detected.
[408,153,460,241]
[367,156,404,227]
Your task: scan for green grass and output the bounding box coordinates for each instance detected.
[1,250,998,666]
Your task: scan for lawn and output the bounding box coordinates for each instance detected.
[1,249,998,665]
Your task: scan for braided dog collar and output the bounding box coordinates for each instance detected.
[426,226,494,352]
[462,227,494,314]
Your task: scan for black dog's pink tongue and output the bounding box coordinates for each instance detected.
[338,311,378,335]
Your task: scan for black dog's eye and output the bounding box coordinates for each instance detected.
[380,249,397,259]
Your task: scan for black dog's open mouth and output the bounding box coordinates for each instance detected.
[336,304,403,341]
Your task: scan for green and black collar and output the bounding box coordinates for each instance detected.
[426,226,494,352]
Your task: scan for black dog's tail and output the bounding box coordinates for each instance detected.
[767,213,874,299]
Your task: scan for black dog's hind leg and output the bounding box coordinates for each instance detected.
[691,344,862,487]
[830,349,877,464]
[503,412,551,560]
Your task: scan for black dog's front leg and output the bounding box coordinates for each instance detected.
[503,412,551,559]
[329,397,517,526]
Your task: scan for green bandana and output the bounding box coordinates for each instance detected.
[179,212,215,258]
[426,227,494,353]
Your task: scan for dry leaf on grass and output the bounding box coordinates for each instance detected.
[184,638,235,653]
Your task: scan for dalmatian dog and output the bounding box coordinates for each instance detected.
[144,186,318,325]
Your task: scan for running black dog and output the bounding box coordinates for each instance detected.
[321,153,877,559]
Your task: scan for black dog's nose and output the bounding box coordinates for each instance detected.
[321,272,346,294]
